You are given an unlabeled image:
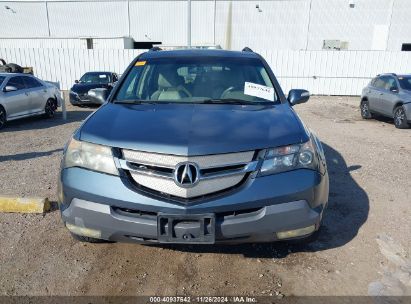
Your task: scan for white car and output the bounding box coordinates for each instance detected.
[0,73,63,129]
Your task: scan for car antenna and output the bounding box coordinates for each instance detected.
[149,47,162,52]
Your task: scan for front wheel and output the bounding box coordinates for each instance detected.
[360,100,373,119]
[394,105,410,129]
[44,99,56,118]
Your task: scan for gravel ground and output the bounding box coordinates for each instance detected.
[0,96,410,297]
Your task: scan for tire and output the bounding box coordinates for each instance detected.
[360,100,373,119]
[0,66,12,73]
[5,63,23,73]
[44,99,56,118]
[393,105,410,129]
[0,106,6,130]
[70,233,106,243]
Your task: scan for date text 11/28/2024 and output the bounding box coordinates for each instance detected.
[149,296,258,303]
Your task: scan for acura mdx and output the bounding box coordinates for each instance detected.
[58,48,329,244]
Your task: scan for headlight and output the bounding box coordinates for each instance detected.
[63,138,118,175]
[259,139,318,176]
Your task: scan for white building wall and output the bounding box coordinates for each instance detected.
[0,0,411,51]
[92,38,133,49]
[3,47,411,95]
[129,0,187,45]
[215,0,310,50]
[0,38,134,49]
[191,0,215,45]
[307,0,393,50]
[0,38,88,48]
[0,1,49,37]
[47,1,129,37]
[387,0,411,51]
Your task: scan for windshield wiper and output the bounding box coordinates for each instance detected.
[113,99,274,105]
[114,99,156,104]
[199,98,268,105]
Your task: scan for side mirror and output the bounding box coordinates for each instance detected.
[3,85,18,92]
[75,80,79,84]
[287,89,310,106]
[88,88,109,104]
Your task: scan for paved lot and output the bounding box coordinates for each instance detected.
[0,97,410,296]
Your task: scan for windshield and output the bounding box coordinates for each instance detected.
[114,57,278,104]
[79,73,110,84]
[398,76,411,90]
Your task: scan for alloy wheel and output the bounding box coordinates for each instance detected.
[394,107,405,127]
[361,101,371,118]
[45,100,55,118]
[0,108,5,129]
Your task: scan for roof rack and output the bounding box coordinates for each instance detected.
[242,47,253,52]
[377,73,397,77]
[149,47,162,52]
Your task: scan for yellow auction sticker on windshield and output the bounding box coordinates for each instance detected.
[135,61,146,66]
[244,82,274,101]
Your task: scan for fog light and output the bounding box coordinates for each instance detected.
[66,223,101,239]
[276,225,315,239]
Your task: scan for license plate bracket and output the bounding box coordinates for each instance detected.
[157,213,215,244]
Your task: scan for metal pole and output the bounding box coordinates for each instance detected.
[213,0,216,45]
[127,0,131,38]
[305,0,312,51]
[385,0,394,51]
[187,0,191,47]
[62,92,67,120]
[45,1,51,37]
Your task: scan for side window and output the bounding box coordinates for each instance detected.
[385,77,398,91]
[115,67,144,100]
[6,77,26,91]
[23,77,43,89]
[379,76,398,91]
[373,77,385,89]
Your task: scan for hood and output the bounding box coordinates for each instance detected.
[71,83,109,94]
[79,103,309,155]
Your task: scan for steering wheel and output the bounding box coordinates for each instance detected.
[177,85,192,98]
[221,86,240,98]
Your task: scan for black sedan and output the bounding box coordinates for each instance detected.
[69,72,118,106]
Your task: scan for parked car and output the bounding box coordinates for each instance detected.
[69,71,118,106]
[361,73,411,129]
[0,73,62,129]
[58,48,329,245]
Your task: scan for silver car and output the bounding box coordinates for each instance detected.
[0,73,62,129]
[361,73,411,129]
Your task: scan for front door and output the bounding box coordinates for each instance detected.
[23,76,46,113]
[2,76,31,119]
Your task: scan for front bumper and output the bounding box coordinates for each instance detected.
[59,167,328,244]
[69,92,93,105]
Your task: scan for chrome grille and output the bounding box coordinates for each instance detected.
[120,149,256,199]
[129,172,245,198]
[122,150,254,168]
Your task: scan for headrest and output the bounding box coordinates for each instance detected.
[158,69,182,88]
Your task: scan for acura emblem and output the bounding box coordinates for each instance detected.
[174,162,200,188]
